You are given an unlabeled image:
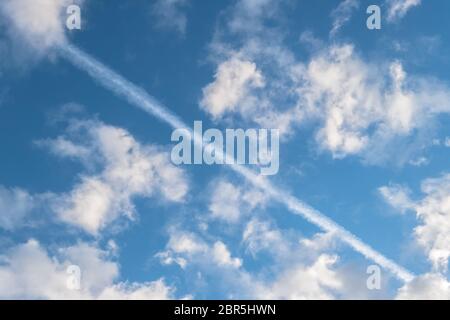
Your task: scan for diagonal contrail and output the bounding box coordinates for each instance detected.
[58,42,415,283]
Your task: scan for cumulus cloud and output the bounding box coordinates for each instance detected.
[243,218,340,267]
[0,0,67,49]
[211,241,243,269]
[258,254,343,299]
[380,173,450,272]
[243,218,287,256]
[200,58,265,120]
[156,215,379,299]
[244,227,380,299]
[297,47,450,163]
[38,118,188,235]
[203,0,444,165]
[208,179,266,223]
[0,239,174,299]
[151,0,189,35]
[208,43,450,164]
[0,0,85,57]
[386,0,421,21]
[396,273,450,300]
[157,230,242,269]
[202,41,302,136]
[97,280,174,300]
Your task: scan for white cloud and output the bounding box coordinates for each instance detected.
[379,184,414,214]
[202,39,302,136]
[0,0,84,55]
[243,219,340,270]
[166,231,208,255]
[0,239,174,299]
[330,0,359,36]
[211,242,242,269]
[204,0,446,165]
[151,0,189,35]
[396,273,450,300]
[208,179,266,223]
[0,0,66,48]
[160,205,356,298]
[242,222,345,300]
[54,177,120,235]
[414,174,450,272]
[380,173,450,272]
[157,230,242,270]
[243,218,286,256]
[244,229,381,299]
[97,280,174,300]
[258,254,343,299]
[40,119,188,235]
[302,45,379,156]
[38,136,91,160]
[200,58,265,120]
[158,217,386,299]
[408,156,429,167]
[299,232,337,253]
[298,48,450,163]
[227,0,281,34]
[0,186,35,230]
[329,0,421,32]
[386,0,421,21]
[209,180,241,222]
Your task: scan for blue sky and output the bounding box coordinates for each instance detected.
[0,0,449,299]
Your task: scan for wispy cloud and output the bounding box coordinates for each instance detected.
[329,0,422,34]
[386,0,421,21]
[330,0,359,36]
[158,218,382,299]
[0,186,35,230]
[151,0,190,35]
[208,179,266,223]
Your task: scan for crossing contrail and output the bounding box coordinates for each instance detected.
[58,42,415,283]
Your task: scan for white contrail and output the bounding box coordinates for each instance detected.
[58,43,415,283]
